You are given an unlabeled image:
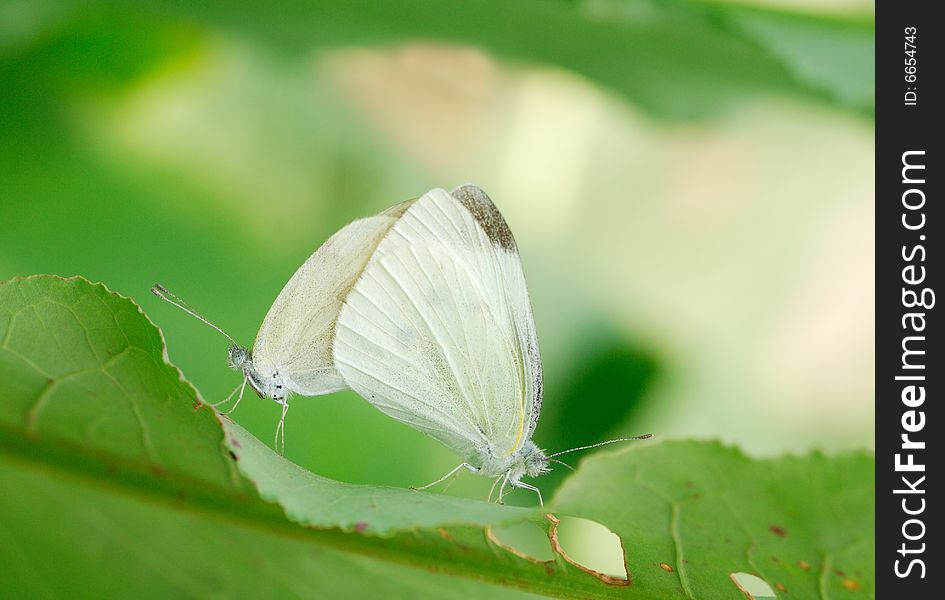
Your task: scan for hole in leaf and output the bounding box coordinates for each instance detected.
[730,572,777,599]
[487,521,554,562]
[547,514,629,585]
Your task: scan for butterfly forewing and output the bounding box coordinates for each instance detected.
[333,186,543,460]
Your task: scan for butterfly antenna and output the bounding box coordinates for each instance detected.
[548,434,653,458]
[151,283,239,346]
[549,458,575,471]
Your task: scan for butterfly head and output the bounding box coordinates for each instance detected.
[227,344,250,369]
[513,440,550,480]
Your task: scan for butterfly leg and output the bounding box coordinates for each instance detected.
[494,470,512,505]
[212,378,247,415]
[487,474,505,502]
[274,398,289,455]
[413,463,478,491]
[226,378,248,416]
[441,472,464,494]
[511,480,543,507]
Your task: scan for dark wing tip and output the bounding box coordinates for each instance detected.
[449,184,517,252]
[451,183,484,196]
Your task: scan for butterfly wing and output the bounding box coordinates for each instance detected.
[333,185,543,460]
[253,201,414,396]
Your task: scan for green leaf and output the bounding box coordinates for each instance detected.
[722,6,874,110]
[552,442,875,598]
[224,422,533,534]
[0,275,626,599]
[1,276,873,599]
[0,453,542,600]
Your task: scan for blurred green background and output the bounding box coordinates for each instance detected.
[1,0,873,506]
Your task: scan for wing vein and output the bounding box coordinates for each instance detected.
[374,255,482,436]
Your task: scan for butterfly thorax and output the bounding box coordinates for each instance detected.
[227,345,287,402]
[475,440,550,482]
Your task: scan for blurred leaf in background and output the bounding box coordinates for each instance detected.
[1,0,873,513]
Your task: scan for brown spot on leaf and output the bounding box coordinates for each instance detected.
[834,569,846,577]
[660,563,674,572]
[797,560,810,570]
[228,450,238,461]
[776,582,787,592]
[769,525,787,537]
[438,528,454,541]
[230,437,241,448]
[771,556,780,563]
[546,514,630,586]
[842,579,861,591]
[353,522,369,533]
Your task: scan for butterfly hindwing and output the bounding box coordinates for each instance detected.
[253,202,413,396]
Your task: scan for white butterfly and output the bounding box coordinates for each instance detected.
[154,185,649,504]
[332,185,551,502]
[153,199,412,446]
